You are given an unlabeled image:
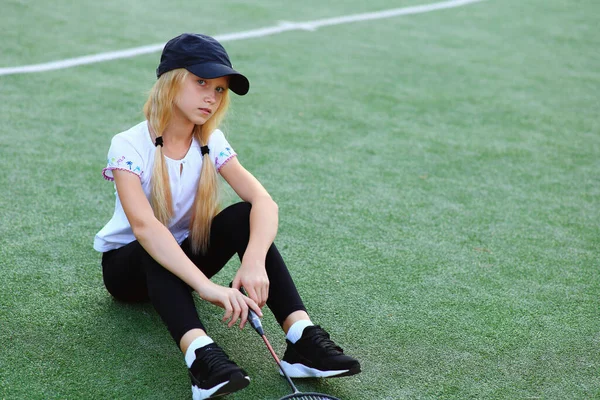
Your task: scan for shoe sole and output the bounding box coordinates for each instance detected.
[280,361,361,378]
[192,372,250,399]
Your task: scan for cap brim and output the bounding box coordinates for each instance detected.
[185,63,250,96]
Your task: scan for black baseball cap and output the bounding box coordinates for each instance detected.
[156,33,250,96]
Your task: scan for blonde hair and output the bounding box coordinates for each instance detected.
[143,69,231,254]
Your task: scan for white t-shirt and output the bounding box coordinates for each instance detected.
[93,121,237,252]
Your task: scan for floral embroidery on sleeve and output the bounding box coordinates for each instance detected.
[215,147,236,172]
[102,155,143,181]
[208,130,237,172]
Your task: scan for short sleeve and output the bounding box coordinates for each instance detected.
[102,135,145,181]
[209,129,237,172]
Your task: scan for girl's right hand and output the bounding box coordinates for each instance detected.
[197,282,263,329]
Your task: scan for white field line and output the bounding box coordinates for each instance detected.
[0,0,485,76]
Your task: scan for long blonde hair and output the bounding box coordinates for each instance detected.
[143,69,231,254]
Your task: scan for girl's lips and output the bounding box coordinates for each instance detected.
[199,108,212,115]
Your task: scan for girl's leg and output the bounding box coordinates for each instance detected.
[102,241,149,302]
[186,202,308,327]
[101,210,256,400]
[201,202,360,379]
[101,240,206,346]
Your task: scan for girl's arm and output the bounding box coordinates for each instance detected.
[219,157,279,308]
[112,169,262,328]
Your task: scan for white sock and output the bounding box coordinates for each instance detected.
[286,319,314,344]
[185,336,214,368]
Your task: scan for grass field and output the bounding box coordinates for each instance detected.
[1,0,599,399]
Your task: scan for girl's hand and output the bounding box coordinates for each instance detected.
[231,258,270,308]
[197,281,262,329]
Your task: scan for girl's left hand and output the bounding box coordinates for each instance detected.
[231,258,270,308]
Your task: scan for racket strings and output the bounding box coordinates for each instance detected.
[279,393,340,400]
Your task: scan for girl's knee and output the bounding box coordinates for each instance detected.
[215,202,252,228]
[227,201,252,218]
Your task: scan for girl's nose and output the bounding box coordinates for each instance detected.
[205,92,216,104]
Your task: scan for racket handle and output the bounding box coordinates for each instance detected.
[239,287,264,336]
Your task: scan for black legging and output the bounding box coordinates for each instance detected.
[101,202,306,344]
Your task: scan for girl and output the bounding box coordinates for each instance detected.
[94,33,360,400]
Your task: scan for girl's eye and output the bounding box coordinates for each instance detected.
[216,87,225,93]
[197,80,206,85]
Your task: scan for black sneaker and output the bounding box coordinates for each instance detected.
[280,325,361,378]
[189,343,250,399]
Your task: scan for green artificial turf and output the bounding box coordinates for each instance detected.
[1,0,599,399]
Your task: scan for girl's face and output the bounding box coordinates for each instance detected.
[174,73,228,126]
